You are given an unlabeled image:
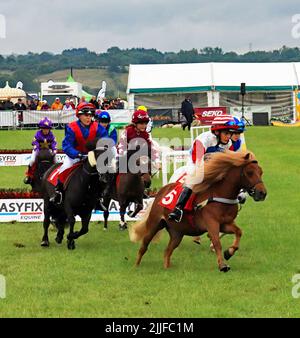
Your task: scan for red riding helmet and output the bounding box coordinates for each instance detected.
[211,115,238,132]
[132,109,150,124]
[75,102,96,118]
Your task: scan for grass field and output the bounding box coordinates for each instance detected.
[0,126,300,317]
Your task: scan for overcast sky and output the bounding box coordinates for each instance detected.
[0,0,299,55]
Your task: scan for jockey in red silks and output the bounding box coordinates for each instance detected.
[24,117,57,184]
[168,115,238,222]
[117,109,160,170]
[50,102,108,205]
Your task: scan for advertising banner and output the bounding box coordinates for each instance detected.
[0,153,67,166]
[0,198,154,222]
[194,107,227,125]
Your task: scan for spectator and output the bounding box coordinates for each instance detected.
[41,100,49,111]
[62,100,74,112]
[51,97,63,110]
[79,96,86,104]
[116,98,124,109]
[4,97,14,110]
[0,101,5,110]
[69,99,76,109]
[14,98,27,111]
[89,96,99,109]
[27,99,37,110]
[181,95,194,131]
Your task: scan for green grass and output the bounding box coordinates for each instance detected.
[0,126,300,317]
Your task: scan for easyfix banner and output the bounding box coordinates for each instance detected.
[194,107,227,125]
[0,198,154,222]
[0,153,67,166]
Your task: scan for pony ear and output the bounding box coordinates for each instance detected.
[88,151,97,167]
[244,153,251,161]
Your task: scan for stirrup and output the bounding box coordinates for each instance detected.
[168,208,183,223]
[50,192,62,205]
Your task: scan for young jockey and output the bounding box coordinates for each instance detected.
[94,110,117,144]
[230,117,246,152]
[24,117,57,184]
[117,109,160,185]
[50,102,108,205]
[137,105,153,134]
[168,115,238,222]
[94,110,118,200]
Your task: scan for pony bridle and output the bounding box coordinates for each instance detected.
[241,160,263,196]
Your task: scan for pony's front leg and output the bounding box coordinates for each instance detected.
[41,206,51,247]
[73,212,91,239]
[221,222,242,261]
[205,217,230,272]
[119,203,128,231]
[65,203,76,250]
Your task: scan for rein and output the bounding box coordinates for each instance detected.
[241,160,262,196]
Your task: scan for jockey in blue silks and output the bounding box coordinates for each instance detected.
[50,102,108,205]
[230,117,246,152]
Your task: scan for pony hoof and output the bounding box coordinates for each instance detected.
[103,227,107,231]
[41,240,49,247]
[119,224,128,231]
[67,240,75,250]
[224,249,232,261]
[219,264,231,272]
[55,237,63,244]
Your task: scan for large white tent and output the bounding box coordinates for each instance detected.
[127,62,299,94]
[127,62,300,123]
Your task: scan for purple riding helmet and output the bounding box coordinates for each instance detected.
[38,117,53,129]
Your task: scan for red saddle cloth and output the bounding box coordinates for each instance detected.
[159,183,196,211]
[47,163,82,187]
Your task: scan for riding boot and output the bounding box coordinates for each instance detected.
[168,187,193,222]
[23,165,34,184]
[49,179,64,205]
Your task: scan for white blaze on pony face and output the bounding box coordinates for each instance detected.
[88,151,97,167]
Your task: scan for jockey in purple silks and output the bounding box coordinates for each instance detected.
[24,117,57,184]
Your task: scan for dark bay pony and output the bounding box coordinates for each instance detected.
[30,146,55,193]
[41,146,106,250]
[101,149,152,231]
[130,151,267,272]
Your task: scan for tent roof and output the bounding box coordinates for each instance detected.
[127,62,300,94]
[0,81,26,99]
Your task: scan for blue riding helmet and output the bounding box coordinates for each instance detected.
[95,110,111,123]
[233,117,246,133]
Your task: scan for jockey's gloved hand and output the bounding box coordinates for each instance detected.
[77,153,84,160]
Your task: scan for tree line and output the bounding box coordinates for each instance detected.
[1,45,300,92]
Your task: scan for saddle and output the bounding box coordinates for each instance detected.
[159,184,197,211]
[47,162,82,189]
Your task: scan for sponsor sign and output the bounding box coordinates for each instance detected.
[0,198,154,222]
[0,153,67,166]
[194,107,227,125]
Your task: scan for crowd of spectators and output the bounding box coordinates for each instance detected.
[0,95,126,112]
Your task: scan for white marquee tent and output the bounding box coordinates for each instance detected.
[127,62,300,122]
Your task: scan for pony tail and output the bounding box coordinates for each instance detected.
[129,200,153,242]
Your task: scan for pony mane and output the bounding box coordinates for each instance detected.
[187,150,257,195]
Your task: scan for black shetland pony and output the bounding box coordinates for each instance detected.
[101,148,152,231]
[30,146,55,193]
[41,143,107,250]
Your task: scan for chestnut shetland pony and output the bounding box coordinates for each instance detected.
[130,151,267,272]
